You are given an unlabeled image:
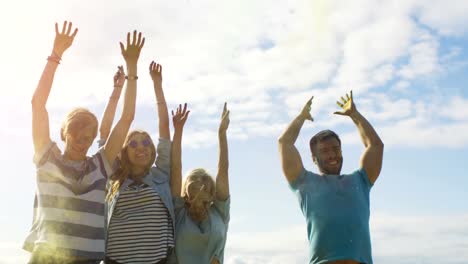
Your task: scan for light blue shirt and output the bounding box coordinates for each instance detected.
[174,196,230,264]
[289,168,373,264]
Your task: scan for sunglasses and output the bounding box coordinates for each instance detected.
[128,138,152,149]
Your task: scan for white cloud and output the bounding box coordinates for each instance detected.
[415,0,468,36]
[2,0,468,149]
[223,212,468,264]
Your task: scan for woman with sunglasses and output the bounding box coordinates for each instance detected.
[25,21,144,264]
[103,62,177,264]
[171,103,230,264]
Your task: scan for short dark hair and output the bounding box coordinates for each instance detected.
[309,130,341,156]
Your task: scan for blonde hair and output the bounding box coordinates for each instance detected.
[182,168,216,201]
[106,130,156,201]
[60,108,98,141]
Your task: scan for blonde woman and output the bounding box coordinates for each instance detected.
[103,62,177,264]
[25,21,144,264]
[171,103,230,264]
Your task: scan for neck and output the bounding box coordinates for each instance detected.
[63,151,86,161]
[130,166,147,179]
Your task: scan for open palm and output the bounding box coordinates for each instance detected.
[334,90,356,116]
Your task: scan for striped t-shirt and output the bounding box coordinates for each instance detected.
[23,142,113,260]
[106,182,174,264]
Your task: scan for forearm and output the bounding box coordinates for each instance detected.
[100,87,123,140]
[170,129,183,197]
[349,111,383,147]
[216,130,229,200]
[120,65,137,122]
[154,83,170,139]
[31,60,59,108]
[278,114,306,145]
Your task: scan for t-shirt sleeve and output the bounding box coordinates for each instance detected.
[173,196,186,221]
[288,168,308,191]
[213,196,230,224]
[355,168,373,190]
[33,141,60,167]
[155,138,171,174]
[93,147,115,179]
[97,138,107,148]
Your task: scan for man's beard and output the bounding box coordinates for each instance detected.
[317,156,343,175]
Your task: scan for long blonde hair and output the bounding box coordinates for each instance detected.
[106,130,156,201]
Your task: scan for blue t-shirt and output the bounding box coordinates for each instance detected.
[289,168,373,264]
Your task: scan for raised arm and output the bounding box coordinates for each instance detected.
[171,104,190,197]
[278,97,314,183]
[150,61,170,140]
[216,103,230,201]
[99,66,125,144]
[334,91,384,184]
[103,31,145,164]
[32,21,78,153]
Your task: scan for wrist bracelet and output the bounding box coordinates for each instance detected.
[47,56,61,64]
[125,75,138,80]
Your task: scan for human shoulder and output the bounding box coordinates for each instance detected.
[289,168,319,190]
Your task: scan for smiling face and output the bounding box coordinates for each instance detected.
[313,137,343,175]
[125,132,155,172]
[63,124,96,161]
[62,109,98,161]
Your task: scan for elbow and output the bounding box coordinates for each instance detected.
[31,97,44,111]
[277,135,285,144]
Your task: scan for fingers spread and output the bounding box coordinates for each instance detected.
[66,22,72,35]
[71,28,78,38]
[132,30,136,46]
[61,21,67,34]
[137,32,142,46]
[336,101,344,108]
[119,42,125,54]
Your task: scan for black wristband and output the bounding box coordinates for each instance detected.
[125,75,138,80]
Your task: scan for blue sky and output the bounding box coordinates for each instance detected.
[1,0,468,263]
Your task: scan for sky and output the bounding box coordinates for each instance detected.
[0,0,467,263]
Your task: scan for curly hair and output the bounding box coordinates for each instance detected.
[106,130,156,201]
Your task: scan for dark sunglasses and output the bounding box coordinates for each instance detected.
[128,138,152,148]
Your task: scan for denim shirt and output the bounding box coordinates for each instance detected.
[105,138,177,263]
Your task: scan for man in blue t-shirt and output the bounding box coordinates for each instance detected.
[278,91,384,264]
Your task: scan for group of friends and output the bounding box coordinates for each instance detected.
[25,21,384,264]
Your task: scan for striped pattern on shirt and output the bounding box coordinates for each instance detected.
[23,142,113,260]
[106,183,174,264]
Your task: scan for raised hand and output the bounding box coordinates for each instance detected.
[334,90,356,116]
[219,102,230,132]
[113,66,125,88]
[149,61,162,85]
[172,103,190,131]
[52,21,78,58]
[119,31,145,66]
[300,96,314,121]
